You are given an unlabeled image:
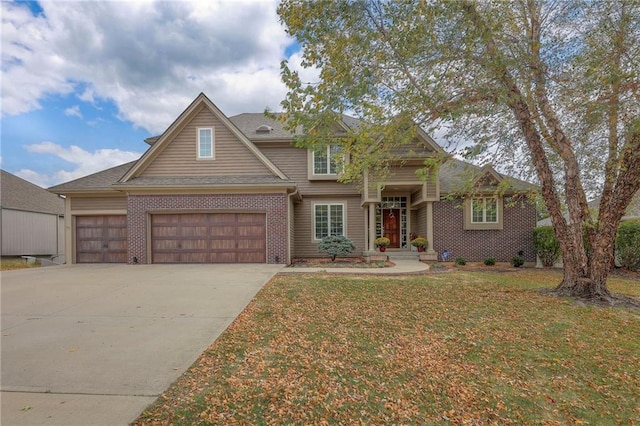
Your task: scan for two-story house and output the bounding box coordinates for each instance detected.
[49,93,537,264]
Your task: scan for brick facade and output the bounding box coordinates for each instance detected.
[433,198,536,263]
[127,193,288,264]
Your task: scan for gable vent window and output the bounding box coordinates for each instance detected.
[197,127,214,159]
[256,125,273,134]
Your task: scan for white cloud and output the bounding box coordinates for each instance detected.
[64,105,82,118]
[1,0,299,133]
[21,141,141,187]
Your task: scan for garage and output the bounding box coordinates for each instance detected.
[75,215,128,263]
[151,212,266,263]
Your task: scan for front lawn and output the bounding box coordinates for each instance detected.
[135,270,640,425]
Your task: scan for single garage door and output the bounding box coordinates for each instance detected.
[76,215,128,263]
[151,213,266,263]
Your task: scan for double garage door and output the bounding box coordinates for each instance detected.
[151,213,266,263]
[76,213,266,264]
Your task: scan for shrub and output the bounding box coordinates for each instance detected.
[533,226,561,267]
[318,235,356,261]
[455,257,466,266]
[511,256,525,268]
[483,257,496,266]
[616,219,640,271]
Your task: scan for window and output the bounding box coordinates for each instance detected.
[313,144,342,175]
[463,197,503,230]
[471,198,498,223]
[197,127,214,159]
[314,203,344,239]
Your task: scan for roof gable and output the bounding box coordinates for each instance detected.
[121,93,286,182]
[1,170,64,214]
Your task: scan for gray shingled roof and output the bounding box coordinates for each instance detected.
[113,175,292,187]
[439,158,537,194]
[48,162,135,193]
[228,113,363,141]
[1,170,64,214]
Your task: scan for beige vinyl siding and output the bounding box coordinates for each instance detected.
[388,165,423,182]
[258,143,359,195]
[412,205,427,237]
[71,197,127,211]
[412,188,424,205]
[1,209,62,256]
[141,107,272,177]
[292,196,365,258]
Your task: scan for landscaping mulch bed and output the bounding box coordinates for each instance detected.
[289,257,394,268]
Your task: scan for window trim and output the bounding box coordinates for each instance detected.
[308,144,344,180]
[463,197,503,230]
[312,202,346,241]
[197,127,214,159]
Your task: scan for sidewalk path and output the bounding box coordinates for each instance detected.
[279,259,430,274]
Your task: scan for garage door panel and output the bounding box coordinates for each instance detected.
[76,215,127,263]
[151,213,266,264]
[153,239,180,250]
[210,252,237,263]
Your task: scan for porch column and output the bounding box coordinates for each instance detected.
[368,203,376,251]
[426,201,436,254]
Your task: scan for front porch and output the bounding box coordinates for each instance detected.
[362,193,438,262]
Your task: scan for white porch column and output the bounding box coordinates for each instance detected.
[368,203,376,251]
[426,201,436,254]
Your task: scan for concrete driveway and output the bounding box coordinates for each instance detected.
[1,263,282,425]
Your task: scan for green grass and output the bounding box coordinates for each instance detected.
[0,257,41,271]
[134,269,640,425]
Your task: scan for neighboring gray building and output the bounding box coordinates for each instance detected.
[1,170,65,260]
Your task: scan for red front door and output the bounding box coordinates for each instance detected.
[383,209,401,248]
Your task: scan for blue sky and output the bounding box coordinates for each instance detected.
[1,0,309,187]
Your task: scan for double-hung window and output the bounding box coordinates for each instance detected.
[314,203,345,239]
[197,127,214,159]
[471,198,498,223]
[313,144,342,175]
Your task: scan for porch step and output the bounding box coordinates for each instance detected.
[385,251,420,261]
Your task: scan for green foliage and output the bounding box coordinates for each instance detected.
[615,220,640,271]
[455,257,466,266]
[533,227,561,267]
[317,236,356,261]
[511,256,525,268]
[410,237,428,248]
[484,257,496,266]
[374,237,390,247]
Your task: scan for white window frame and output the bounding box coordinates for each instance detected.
[197,127,214,159]
[471,197,498,223]
[311,144,342,176]
[313,202,345,240]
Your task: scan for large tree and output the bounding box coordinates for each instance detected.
[277,0,640,303]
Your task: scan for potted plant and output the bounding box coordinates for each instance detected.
[411,236,428,252]
[374,237,390,252]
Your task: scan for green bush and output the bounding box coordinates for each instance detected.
[455,257,466,266]
[616,219,640,271]
[483,257,496,266]
[533,226,561,267]
[317,235,356,261]
[511,256,525,268]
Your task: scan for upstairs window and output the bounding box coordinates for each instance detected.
[313,144,342,175]
[471,198,498,223]
[197,127,214,159]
